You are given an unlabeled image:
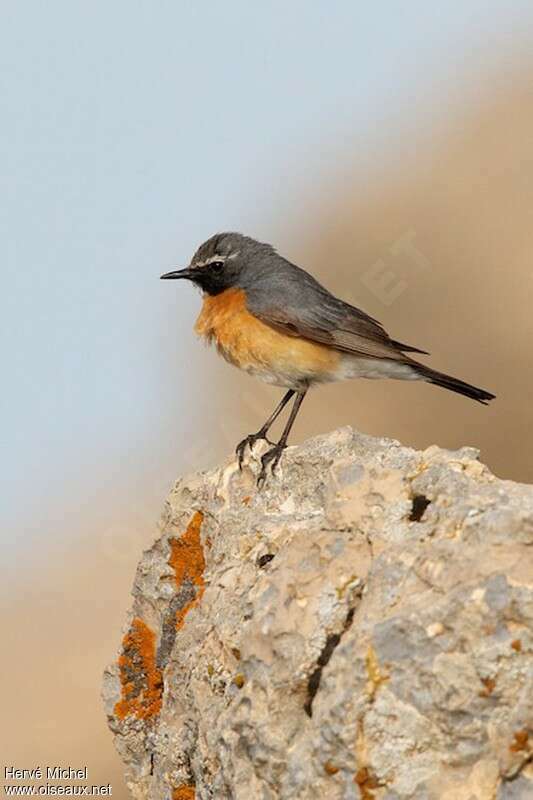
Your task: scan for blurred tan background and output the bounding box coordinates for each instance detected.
[2,3,533,798]
[289,76,532,482]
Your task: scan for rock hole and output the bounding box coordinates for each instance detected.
[257,553,275,568]
[409,494,430,522]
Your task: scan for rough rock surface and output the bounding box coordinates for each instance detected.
[103,427,533,799]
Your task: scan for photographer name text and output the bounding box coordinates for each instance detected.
[5,769,88,782]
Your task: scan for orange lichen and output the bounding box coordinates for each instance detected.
[114,618,163,721]
[168,511,206,631]
[324,761,339,775]
[509,730,529,752]
[169,511,205,586]
[232,673,245,688]
[172,786,195,800]
[241,495,251,505]
[511,639,522,652]
[354,767,379,799]
[479,677,496,697]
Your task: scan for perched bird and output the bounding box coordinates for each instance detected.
[161,232,494,486]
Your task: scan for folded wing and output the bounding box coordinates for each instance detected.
[246,265,427,361]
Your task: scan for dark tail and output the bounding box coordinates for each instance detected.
[412,363,495,405]
[391,338,429,355]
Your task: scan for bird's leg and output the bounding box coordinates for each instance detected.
[257,391,307,488]
[236,389,295,470]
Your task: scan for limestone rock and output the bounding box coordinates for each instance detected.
[103,427,533,799]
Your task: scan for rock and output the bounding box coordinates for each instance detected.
[102,427,533,799]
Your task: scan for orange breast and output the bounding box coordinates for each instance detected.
[194,288,339,387]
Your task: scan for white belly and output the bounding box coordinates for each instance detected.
[332,354,419,382]
[240,354,419,389]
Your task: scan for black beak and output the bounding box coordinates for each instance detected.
[160,267,194,280]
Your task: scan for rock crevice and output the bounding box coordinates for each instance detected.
[103,427,533,799]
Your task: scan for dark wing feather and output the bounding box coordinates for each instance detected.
[246,261,427,361]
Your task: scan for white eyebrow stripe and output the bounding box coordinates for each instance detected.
[193,253,237,268]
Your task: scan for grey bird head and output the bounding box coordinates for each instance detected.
[160,232,276,295]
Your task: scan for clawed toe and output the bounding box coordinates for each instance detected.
[235,437,251,470]
[236,431,273,470]
[257,444,286,488]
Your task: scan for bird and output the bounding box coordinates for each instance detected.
[161,232,495,487]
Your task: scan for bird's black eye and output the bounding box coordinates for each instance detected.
[210,260,224,272]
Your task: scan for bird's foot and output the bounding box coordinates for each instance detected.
[257,442,286,489]
[236,430,274,470]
